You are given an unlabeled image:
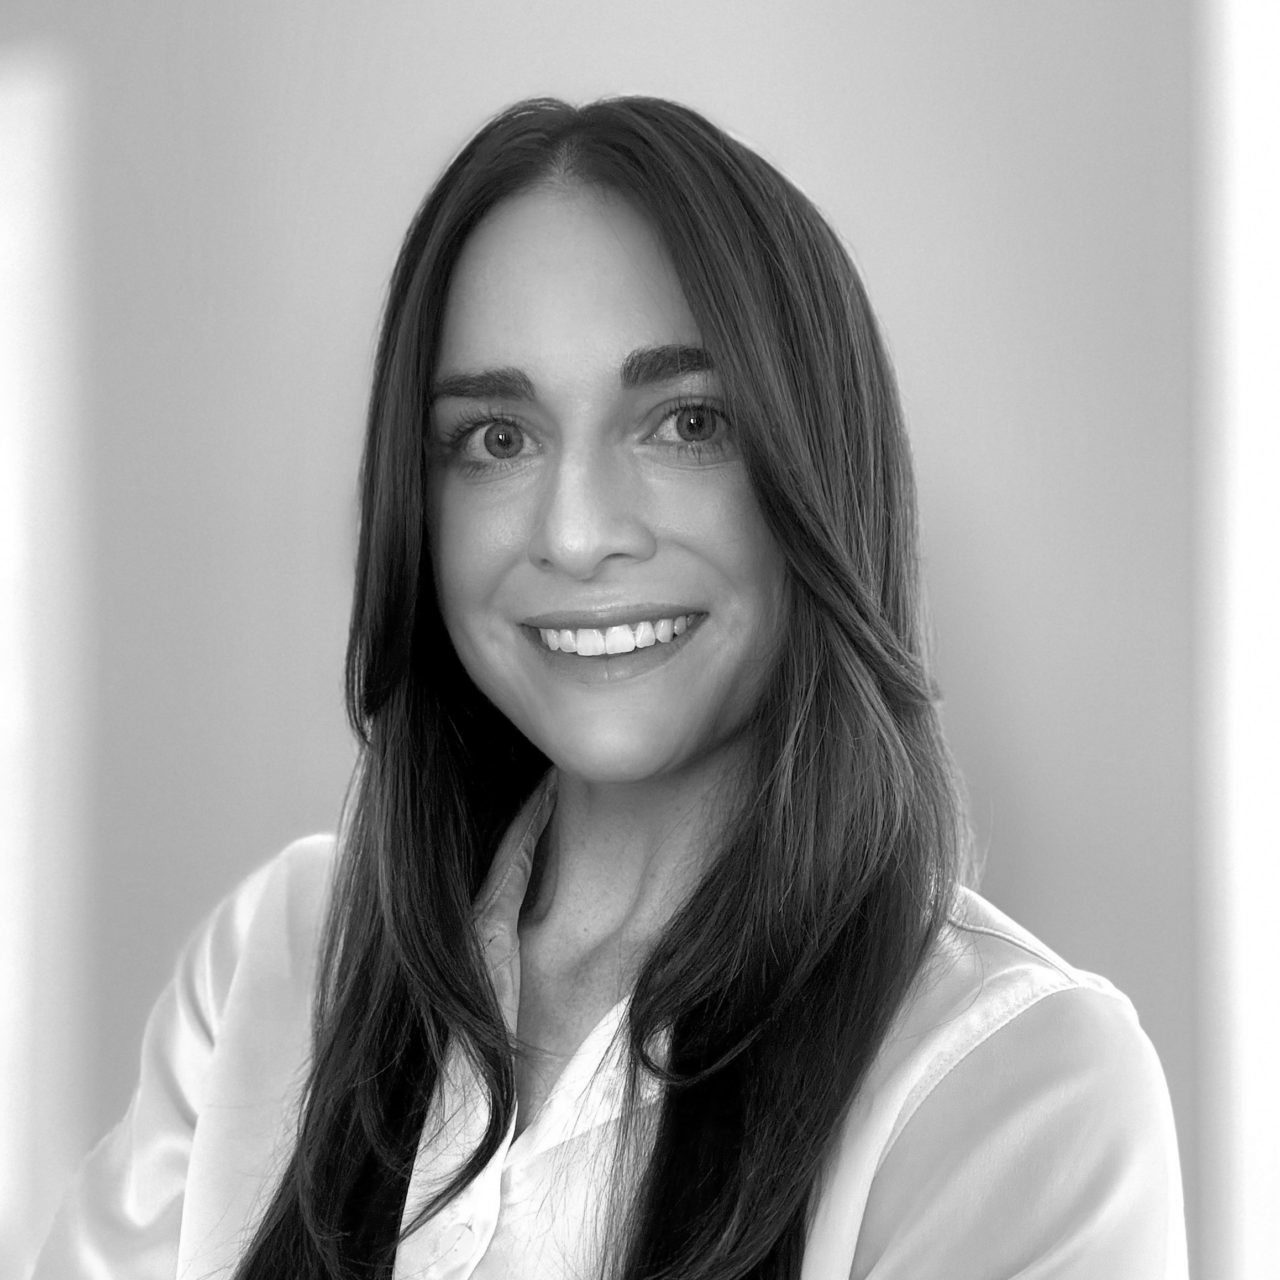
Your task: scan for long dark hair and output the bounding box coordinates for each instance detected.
[234,96,969,1280]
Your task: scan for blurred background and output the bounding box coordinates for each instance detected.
[1,2,1275,1278]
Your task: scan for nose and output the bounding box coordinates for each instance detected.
[527,440,657,579]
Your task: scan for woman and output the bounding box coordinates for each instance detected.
[36,97,1186,1279]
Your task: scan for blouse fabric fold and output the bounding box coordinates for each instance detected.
[34,806,1188,1279]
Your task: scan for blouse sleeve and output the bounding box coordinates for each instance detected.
[32,862,274,1280]
[849,986,1188,1280]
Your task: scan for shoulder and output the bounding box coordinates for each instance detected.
[804,889,1187,1279]
[188,833,338,1032]
[225,830,338,931]
[33,834,340,1280]
[224,832,338,952]
[863,887,1149,1136]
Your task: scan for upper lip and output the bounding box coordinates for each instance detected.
[522,604,703,629]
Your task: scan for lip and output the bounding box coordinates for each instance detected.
[519,612,707,684]
[521,603,703,629]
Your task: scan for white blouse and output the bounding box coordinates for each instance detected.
[34,791,1188,1279]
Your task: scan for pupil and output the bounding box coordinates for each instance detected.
[484,423,522,458]
[678,409,715,442]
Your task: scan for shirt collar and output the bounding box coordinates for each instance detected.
[397,773,671,1269]
[472,771,558,1034]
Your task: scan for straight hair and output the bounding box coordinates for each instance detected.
[233,96,969,1280]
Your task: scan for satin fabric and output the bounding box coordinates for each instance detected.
[34,785,1188,1278]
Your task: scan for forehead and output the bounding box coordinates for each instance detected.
[436,184,701,378]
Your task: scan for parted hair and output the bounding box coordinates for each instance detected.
[233,96,969,1280]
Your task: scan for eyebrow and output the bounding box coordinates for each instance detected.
[429,367,535,402]
[429,344,714,403]
[620,343,715,388]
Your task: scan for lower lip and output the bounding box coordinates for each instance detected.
[520,614,707,685]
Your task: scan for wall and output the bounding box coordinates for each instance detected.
[0,0,1201,1271]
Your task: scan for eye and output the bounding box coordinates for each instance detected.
[649,400,732,459]
[435,413,537,476]
[672,405,719,443]
[481,421,525,459]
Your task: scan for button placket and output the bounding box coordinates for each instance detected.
[394,1043,514,1279]
[395,1142,508,1280]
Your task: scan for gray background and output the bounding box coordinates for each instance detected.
[1,0,1203,1272]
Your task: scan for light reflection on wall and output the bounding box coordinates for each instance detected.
[1204,2,1280,1275]
[0,47,87,1280]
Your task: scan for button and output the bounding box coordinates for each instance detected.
[397,1219,475,1278]
[430,1222,474,1261]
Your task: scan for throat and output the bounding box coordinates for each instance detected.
[512,929,632,1134]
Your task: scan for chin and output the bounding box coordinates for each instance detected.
[524,713,699,786]
[549,737,685,786]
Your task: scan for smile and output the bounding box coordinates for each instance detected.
[536,613,697,656]
[519,610,707,685]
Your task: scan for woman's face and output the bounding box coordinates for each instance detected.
[428,184,786,785]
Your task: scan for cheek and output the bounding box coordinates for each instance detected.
[428,479,518,653]
[685,471,787,627]
[655,470,788,739]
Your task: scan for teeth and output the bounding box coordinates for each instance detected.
[605,625,636,654]
[536,615,694,655]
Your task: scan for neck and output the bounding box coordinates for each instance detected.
[522,741,747,962]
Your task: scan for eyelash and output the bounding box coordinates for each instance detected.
[440,412,526,477]
[438,397,731,475]
[659,398,731,462]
